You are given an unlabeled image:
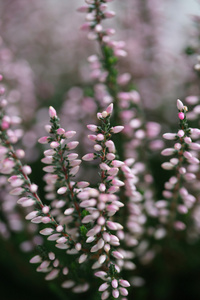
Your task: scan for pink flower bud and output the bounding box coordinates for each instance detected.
[77,5,89,12]
[99,183,106,192]
[99,283,109,292]
[177,99,184,110]
[38,136,49,144]
[163,133,176,140]
[112,289,119,299]
[184,173,196,181]
[185,95,198,105]
[70,166,80,176]
[106,153,115,160]
[25,211,38,220]
[95,24,103,32]
[177,130,184,137]
[184,137,191,144]
[161,148,174,156]
[56,225,63,232]
[82,153,94,161]
[174,221,186,231]
[112,160,124,167]
[30,255,42,264]
[183,151,192,159]
[112,179,124,187]
[161,162,174,170]
[174,143,181,150]
[100,163,110,171]
[57,187,67,194]
[94,144,102,151]
[178,112,184,120]
[68,153,78,160]
[101,291,110,300]
[42,206,50,214]
[96,134,104,141]
[77,181,90,188]
[50,141,59,148]
[79,254,88,264]
[112,279,118,289]
[106,103,113,115]
[45,269,59,281]
[30,184,38,193]
[87,124,98,132]
[105,140,115,152]
[49,106,57,118]
[111,126,124,133]
[119,287,128,296]
[64,131,76,138]
[67,141,79,150]
[40,228,54,235]
[57,128,65,135]
[104,10,116,18]
[88,134,97,141]
[189,143,200,150]
[119,279,130,287]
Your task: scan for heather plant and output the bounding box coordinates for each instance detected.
[1,1,200,300]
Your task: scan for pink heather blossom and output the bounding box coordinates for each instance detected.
[45,269,59,281]
[42,206,50,214]
[38,136,49,144]
[94,144,102,151]
[67,141,79,150]
[112,279,118,289]
[70,166,80,176]
[99,282,109,292]
[163,133,176,140]
[57,187,67,194]
[178,112,184,120]
[49,106,57,118]
[40,228,54,236]
[57,128,65,135]
[111,126,124,133]
[25,211,38,220]
[161,162,174,170]
[101,291,110,300]
[112,289,119,298]
[87,124,98,132]
[161,148,174,156]
[177,99,184,111]
[50,141,59,148]
[82,153,94,161]
[64,208,74,215]
[112,179,124,187]
[119,279,130,287]
[185,95,199,105]
[77,181,90,188]
[96,134,104,141]
[106,103,113,115]
[174,143,181,150]
[56,225,64,232]
[64,131,76,139]
[30,255,42,264]
[177,130,184,137]
[189,143,200,150]
[67,153,78,160]
[184,137,192,144]
[112,251,124,260]
[119,287,128,296]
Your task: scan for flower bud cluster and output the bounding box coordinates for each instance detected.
[81,103,130,299]
[161,99,200,231]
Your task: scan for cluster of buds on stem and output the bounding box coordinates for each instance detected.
[160,99,200,232]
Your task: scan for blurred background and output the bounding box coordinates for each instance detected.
[0,0,200,299]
